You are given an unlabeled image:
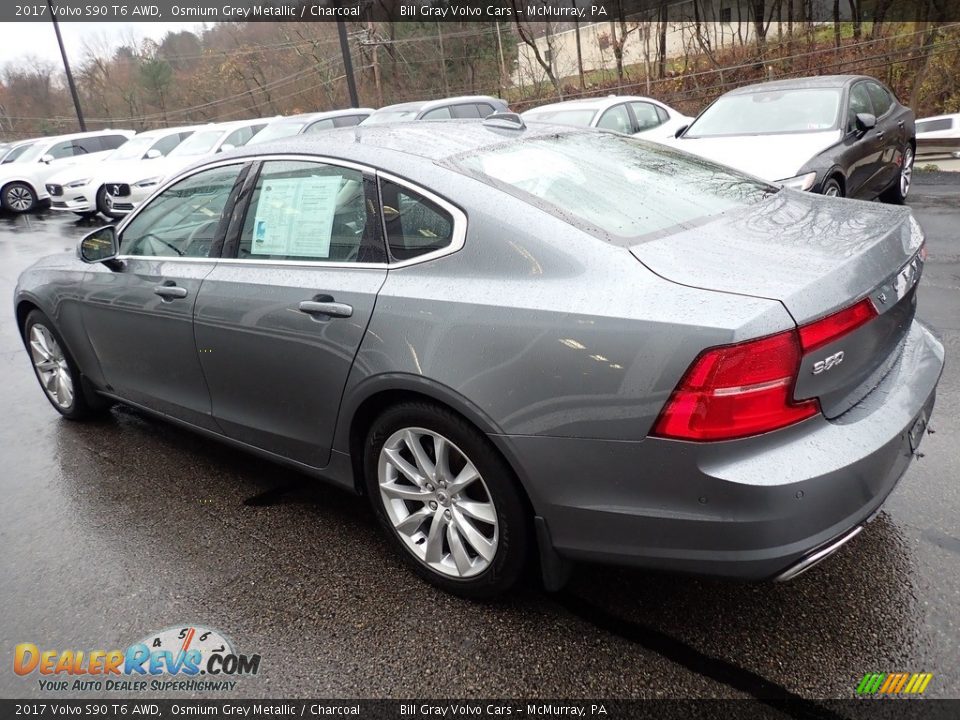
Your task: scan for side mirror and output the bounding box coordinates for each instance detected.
[145,149,162,159]
[855,113,877,132]
[40,153,55,164]
[674,124,689,138]
[218,143,235,154]
[78,226,119,266]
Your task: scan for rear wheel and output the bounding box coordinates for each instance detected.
[24,310,107,420]
[364,401,530,599]
[881,145,914,205]
[2,181,37,213]
[821,177,844,198]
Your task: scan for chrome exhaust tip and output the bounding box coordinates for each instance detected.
[774,525,863,582]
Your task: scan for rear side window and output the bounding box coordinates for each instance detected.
[48,141,81,159]
[76,138,102,153]
[866,82,893,116]
[422,107,452,120]
[917,118,953,133]
[655,105,669,123]
[151,133,182,156]
[597,104,632,133]
[332,115,366,128]
[303,119,336,134]
[477,103,496,117]
[238,160,377,263]
[379,179,455,261]
[451,104,482,119]
[99,134,129,150]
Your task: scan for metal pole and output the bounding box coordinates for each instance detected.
[46,0,86,131]
[337,20,359,108]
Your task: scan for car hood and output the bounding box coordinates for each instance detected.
[629,189,920,324]
[667,130,842,181]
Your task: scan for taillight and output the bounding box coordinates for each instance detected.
[652,330,819,441]
[797,297,877,352]
[654,297,880,441]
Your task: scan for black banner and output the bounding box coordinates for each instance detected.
[3,0,960,24]
[3,700,960,720]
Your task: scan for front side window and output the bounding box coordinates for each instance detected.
[866,82,893,117]
[120,164,243,258]
[303,119,336,134]
[100,134,130,150]
[453,132,772,242]
[380,179,455,261]
[238,160,375,263]
[220,125,263,151]
[597,104,632,133]
[848,83,874,130]
[150,133,183,156]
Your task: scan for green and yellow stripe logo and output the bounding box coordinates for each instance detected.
[856,672,933,695]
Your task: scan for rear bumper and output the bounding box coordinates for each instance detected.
[495,320,943,580]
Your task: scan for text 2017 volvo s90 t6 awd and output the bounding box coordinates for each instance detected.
[15,118,942,597]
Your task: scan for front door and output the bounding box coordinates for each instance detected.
[842,81,885,199]
[194,158,388,468]
[80,162,247,429]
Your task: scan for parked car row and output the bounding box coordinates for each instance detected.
[0,74,923,221]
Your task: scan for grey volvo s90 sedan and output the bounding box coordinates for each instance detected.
[15,117,943,598]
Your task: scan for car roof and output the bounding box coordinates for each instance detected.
[38,128,135,144]
[724,75,874,95]
[136,123,216,137]
[267,108,375,124]
[222,119,585,174]
[373,96,505,114]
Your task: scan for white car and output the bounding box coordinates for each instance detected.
[248,108,374,145]
[916,113,960,159]
[0,129,134,213]
[103,118,272,217]
[45,125,210,217]
[521,95,692,141]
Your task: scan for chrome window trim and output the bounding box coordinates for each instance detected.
[376,170,467,269]
[115,154,466,270]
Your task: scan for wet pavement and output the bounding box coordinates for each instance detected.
[0,176,958,701]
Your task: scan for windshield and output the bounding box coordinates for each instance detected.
[362,109,420,125]
[1,142,34,163]
[249,121,306,144]
[168,129,223,157]
[17,142,48,163]
[454,133,773,241]
[108,135,156,161]
[686,88,842,137]
[523,109,598,127]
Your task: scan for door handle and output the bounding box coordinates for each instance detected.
[298,300,353,318]
[154,284,188,300]
[875,131,885,140]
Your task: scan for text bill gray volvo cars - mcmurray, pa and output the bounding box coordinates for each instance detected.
[14,119,943,597]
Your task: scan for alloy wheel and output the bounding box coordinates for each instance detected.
[377,427,498,578]
[6,184,34,212]
[900,147,914,198]
[29,324,74,410]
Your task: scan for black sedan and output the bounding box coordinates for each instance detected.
[668,75,916,203]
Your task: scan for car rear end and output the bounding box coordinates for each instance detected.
[454,128,943,580]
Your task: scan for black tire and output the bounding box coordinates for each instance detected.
[820,177,844,198]
[363,401,530,599]
[880,144,914,205]
[96,185,121,219]
[2,181,37,213]
[23,310,109,420]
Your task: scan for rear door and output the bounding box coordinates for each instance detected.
[193,157,388,468]
[80,162,248,429]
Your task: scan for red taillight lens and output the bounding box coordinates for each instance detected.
[652,329,819,441]
[797,297,877,352]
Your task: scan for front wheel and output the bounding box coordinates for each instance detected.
[24,310,107,420]
[821,177,844,198]
[2,181,37,213]
[96,185,122,219]
[880,145,914,205]
[364,402,530,599]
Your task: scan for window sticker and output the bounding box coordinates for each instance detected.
[251,175,342,258]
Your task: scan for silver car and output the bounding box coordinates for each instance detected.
[14,118,943,598]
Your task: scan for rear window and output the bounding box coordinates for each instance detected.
[452,133,773,242]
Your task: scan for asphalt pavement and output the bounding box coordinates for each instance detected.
[1,175,958,701]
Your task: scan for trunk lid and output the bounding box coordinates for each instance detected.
[631,191,925,418]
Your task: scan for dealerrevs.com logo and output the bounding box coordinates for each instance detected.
[14,625,261,692]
